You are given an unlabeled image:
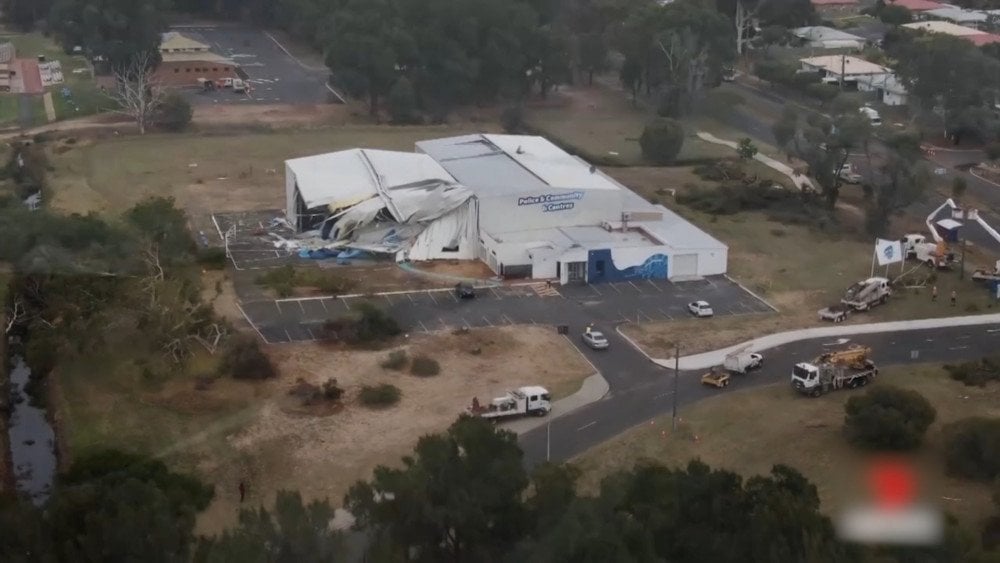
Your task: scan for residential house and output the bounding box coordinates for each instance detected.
[153,31,240,87]
[799,55,894,88]
[792,26,867,49]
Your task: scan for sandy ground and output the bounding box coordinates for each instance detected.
[192,103,353,127]
[194,326,592,535]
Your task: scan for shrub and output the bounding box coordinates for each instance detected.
[321,302,401,345]
[944,358,1000,387]
[322,377,344,401]
[381,350,408,370]
[987,141,1000,162]
[943,417,1000,481]
[410,354,441,377]
[196,247,227,270]
[879,4,913,24]
[218,335,277,380]
[843,386,936,450]
[737,137,758,160]
[359,384,401,408]
[155,92,193,132]
[639,118,685,165]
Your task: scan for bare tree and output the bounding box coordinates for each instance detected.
[108,52,164,135]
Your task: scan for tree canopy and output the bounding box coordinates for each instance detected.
[49,0,170,68]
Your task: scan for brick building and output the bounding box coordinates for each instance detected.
[153,32,239,87]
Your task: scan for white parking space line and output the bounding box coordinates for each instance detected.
[419,320,429,333]
[639,310,655,322]
[647,280,663,292]
[577,421,597,431]
[609,283,623,294]
[428,292,439,305]
[320,299,329,312]
[306,327,316,340]
[284,328,293,342]
[502,314,514,325]
[342,298,351,310]
[297,301,305,314]
[659,308,673,319]
[449,292,459,302]
[384,294,393,305]
[590,285,603,296]
[629,281,642,292]
[407,293,416,303]
[463,318,472,329]
[482,316,494,326]
[274,301,283,314]
[491,288,502,299]
[439,318,447,328]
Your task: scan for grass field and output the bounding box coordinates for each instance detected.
[3,32,108,122]
[524,82,734,165]
[573,365,1000,528]
[47,124,498,216]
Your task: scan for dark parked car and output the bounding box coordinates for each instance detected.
[455,283,476,299]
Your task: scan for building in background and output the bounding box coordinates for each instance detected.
[792,26,867,50]
[903,20,1000,45]
[799,55,894,88]
[153,31,240,87]
[0,42,15,92]
[285,134,728,284]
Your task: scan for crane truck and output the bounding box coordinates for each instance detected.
[791,345,878,397]
[467,386,551,419]
[840,277,891,312]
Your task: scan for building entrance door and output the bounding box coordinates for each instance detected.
[567,261,586,283]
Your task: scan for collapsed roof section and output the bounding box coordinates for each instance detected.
[285,148,473,255]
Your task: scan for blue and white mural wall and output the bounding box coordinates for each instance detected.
[586,247,670,283]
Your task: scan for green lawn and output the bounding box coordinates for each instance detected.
[0,32,107,122]
[573,364,1000,529]
[524,82,732,165]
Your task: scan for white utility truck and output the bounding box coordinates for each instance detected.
[724,349,764,374]
[467,386,551,419]
[791,346,878,397]
[818,303,851,323]
[835,163,863,184]
[841,277,891,311]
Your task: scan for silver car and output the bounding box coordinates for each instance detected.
[582,331,610,350]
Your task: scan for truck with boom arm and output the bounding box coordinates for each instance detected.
[467,386,551,419]
[791,345,878,397]
[841,277,890,312]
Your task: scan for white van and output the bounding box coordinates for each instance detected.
[859,106,881,126]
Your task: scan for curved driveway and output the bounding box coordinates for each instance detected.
[517,322,1000,467]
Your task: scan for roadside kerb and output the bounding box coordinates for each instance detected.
[502,334,610,434]
[655,313,1000,371]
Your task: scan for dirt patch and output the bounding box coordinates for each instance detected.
[410,260,498,280]
[193,325,591,534]
[191,104,352,128]
[201,271,245,325]
[573,365,1000,528]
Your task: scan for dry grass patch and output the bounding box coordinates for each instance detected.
[190,325,591,534]
[573,365,1000,528]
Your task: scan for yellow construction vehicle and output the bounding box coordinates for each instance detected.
[701,367,730,389]
[812,345,872,370]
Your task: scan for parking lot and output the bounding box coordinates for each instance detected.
[239,277,775,344]
[174,26,337,105]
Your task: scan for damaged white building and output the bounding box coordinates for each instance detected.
[284,134,728,284]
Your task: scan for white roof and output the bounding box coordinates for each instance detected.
[793,26,866,43]
[937,218,963,229]
[800,55,890,76]
[858,73,908,94]
[287,149,456,210]
[923,7,987,22]
[903,20,984,35]
[519,386,549,397]
[482,134,619,191]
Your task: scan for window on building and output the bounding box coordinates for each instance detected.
[174,68,179,73]
[441,245,459,253]
[224,67,230,71]
[185,68,191,72]
[212,67,218,71]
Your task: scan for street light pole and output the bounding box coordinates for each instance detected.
[958,206,967,280]
[672,342,679,431]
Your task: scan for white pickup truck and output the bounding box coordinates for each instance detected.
[835,163,863,184]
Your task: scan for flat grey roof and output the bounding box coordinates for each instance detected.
[416,136,547,195]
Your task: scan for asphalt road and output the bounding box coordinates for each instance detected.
[517,322,1000,466]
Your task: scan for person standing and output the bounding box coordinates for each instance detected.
[932,285,938,302]
[238,481,246,503]
[951,290,957,307]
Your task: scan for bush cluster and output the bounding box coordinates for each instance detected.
[944,357,1000,387]
[843,386,936,450]
[256,266,354,297]
[218,335,277,380]
[381,350,409,370]
[943,417,1000,481]
[321,302,402,345]
[410,355,441,377]
[359,384,402,407]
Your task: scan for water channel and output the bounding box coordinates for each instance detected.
[7,352,56,505]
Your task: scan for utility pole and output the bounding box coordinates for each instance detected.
[840,54,845,91]
[672,342,679,431]
[955,204,968,280]
[546,421,551,462]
